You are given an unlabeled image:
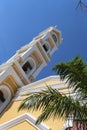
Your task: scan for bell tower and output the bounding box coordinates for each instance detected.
[0,27,61,114]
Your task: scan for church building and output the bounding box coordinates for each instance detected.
[0,27,72,130]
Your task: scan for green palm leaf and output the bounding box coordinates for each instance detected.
[19,56,87,126]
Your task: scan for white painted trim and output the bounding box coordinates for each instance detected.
[42,32,50,41]
[42,41,51,54]
[20,45,36,60]
[19,44,47,81]
[16,43,31,54]
[39,27,53,36]
[18,75,61,91]
[22,57,36,78]
[14,61,30,84]
[49,34,58,47]
[7,66,24,86]
[0,69,9,83]
[39,27,61,44]
[20,46,32,60]
[15,82,69,100]
[6,54,18,63]
[0,113,50,130]
[0,66,24,87]
[14,75,69,100]
[33,62,47,78]
[42,32,58,56]
[62,119,73,130]
[35,45,47,66]
[17,75,61,91]
[51,33,58,44]
[38,41,50,62]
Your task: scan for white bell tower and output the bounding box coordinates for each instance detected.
[0,27,61,114]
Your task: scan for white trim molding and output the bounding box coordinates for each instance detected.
[0,113,50,130]
[14,75,69,101]
[0,66,24,87]
[21,57,36,78]
[62,119,73,130]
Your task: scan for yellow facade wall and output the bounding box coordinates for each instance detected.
[0,101,65,130]
[8,121,37,130]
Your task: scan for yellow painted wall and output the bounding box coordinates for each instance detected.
[8,121,37,130]
[0,101,65,130]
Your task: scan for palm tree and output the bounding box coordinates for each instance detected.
[18,56,87,128]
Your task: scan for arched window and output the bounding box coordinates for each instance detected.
[0,90,5,103]
[22,57,36,77]
[52,34,57,43]
[43,41,50,54]
[0,86,11,113]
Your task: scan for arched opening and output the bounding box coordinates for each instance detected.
[0,85,11,113]
[52,34,57,43]
[43,41,50,54]
[22,57,36,77]
[0,90,5,103]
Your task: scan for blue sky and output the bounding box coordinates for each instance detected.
[0,0,87,80]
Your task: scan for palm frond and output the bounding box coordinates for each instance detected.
[53,56,87,94]
[18,87,87,124]
[19,55,87,126]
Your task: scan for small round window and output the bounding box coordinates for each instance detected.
[52,34,57,43]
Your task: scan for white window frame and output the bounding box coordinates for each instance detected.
[42,41,51,54]
[51,33,58,43]
[22,57,36,77]
[0,113,50,130]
